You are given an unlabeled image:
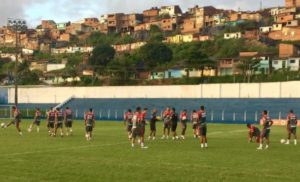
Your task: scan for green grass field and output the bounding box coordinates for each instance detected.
[0,120,299,182]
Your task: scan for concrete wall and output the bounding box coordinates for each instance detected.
[5,81,300,104]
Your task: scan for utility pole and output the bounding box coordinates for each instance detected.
[7,18,27,107]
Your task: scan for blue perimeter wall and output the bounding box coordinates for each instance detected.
[14,98,300,124]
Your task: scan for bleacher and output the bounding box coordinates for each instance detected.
[58,98,300,123]
[2,97,299,123]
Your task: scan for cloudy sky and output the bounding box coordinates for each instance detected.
[0,0,284,27]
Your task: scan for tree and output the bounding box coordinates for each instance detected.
[147,25,164,43]
[66,52,83,67]
[17,61,39,85]
[185,46,215,78]
[88,44,116,67]
[237,58,261,83]
[139,42,173,70]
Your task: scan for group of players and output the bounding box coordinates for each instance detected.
[1,105,298,149]
[1,106,96,141]
[124,107,298,150]
[123,106,208,149]
[246,109,298,149]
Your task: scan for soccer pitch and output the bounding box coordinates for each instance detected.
[0,121,299,182]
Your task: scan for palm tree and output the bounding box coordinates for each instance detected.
[237,57,261,83]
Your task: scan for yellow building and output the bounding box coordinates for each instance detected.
[165,34,198,43]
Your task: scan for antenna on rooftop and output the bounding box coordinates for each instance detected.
[260,0,263,10]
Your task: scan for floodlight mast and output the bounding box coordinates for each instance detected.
[7,18,27,107]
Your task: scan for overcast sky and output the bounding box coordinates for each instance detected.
[0,0,284,27]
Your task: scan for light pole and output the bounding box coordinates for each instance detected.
[7,18,27,106]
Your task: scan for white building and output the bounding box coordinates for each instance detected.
[272,24,283,31]
[259,26,272,33]
[159,5,182,17]
[46,64,66,72]
[99,15,108,24]
[272,58,300,71]
[22,48,34,56]
[51,46,94,54]
[287,57,300,71]
[224,32,242,39]
[270,7,280,16]
[272,59,286,71]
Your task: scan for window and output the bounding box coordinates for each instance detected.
[290,60,295,64]
[273,61,278,65]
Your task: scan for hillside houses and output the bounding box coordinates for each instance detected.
[2,0,300,85]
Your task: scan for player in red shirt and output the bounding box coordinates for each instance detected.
[84,108,95,141]
[161,107,171,139]
[180,110,188,139]
[285,110,298,145]
[2,106,22,136]
[28,107,42,133]
[124,109,133,140]
[246,123,260,143]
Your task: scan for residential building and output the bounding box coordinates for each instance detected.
[51,46,94,54]
[107,13,124,33]
[59,33,71,42]
[189,68,216,77]
[183,6,220,33]
[66,23,92,35]
[279,43,300,57]
[259,26,273,33]
[285,0,300,7]
[99,15,108,24]
[217,58,241,76]
[42,20,56,30]
[50,29,61,40]
[159,5,182,17]
[272,57,300,71]
[143,7,159,23]
[57,22,70,30]
[269,27,300,41]
[30,61,48,72]
[230,12,262,22]
[83,70,94,76]
[287,57,300,70]
[119,14,143,33]
[224,32,242,39]
[112,42,146,52]
[84,18,100,31]
[165,34,198,43]
[286,19,300,26]
[160,17,179,31]
[270,8,280,16]
[46,63,66,72]
[272,23,283,31]
[272,59,287,70]
[181,16,198,34]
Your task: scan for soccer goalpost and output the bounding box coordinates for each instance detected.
[0,105,13,119]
